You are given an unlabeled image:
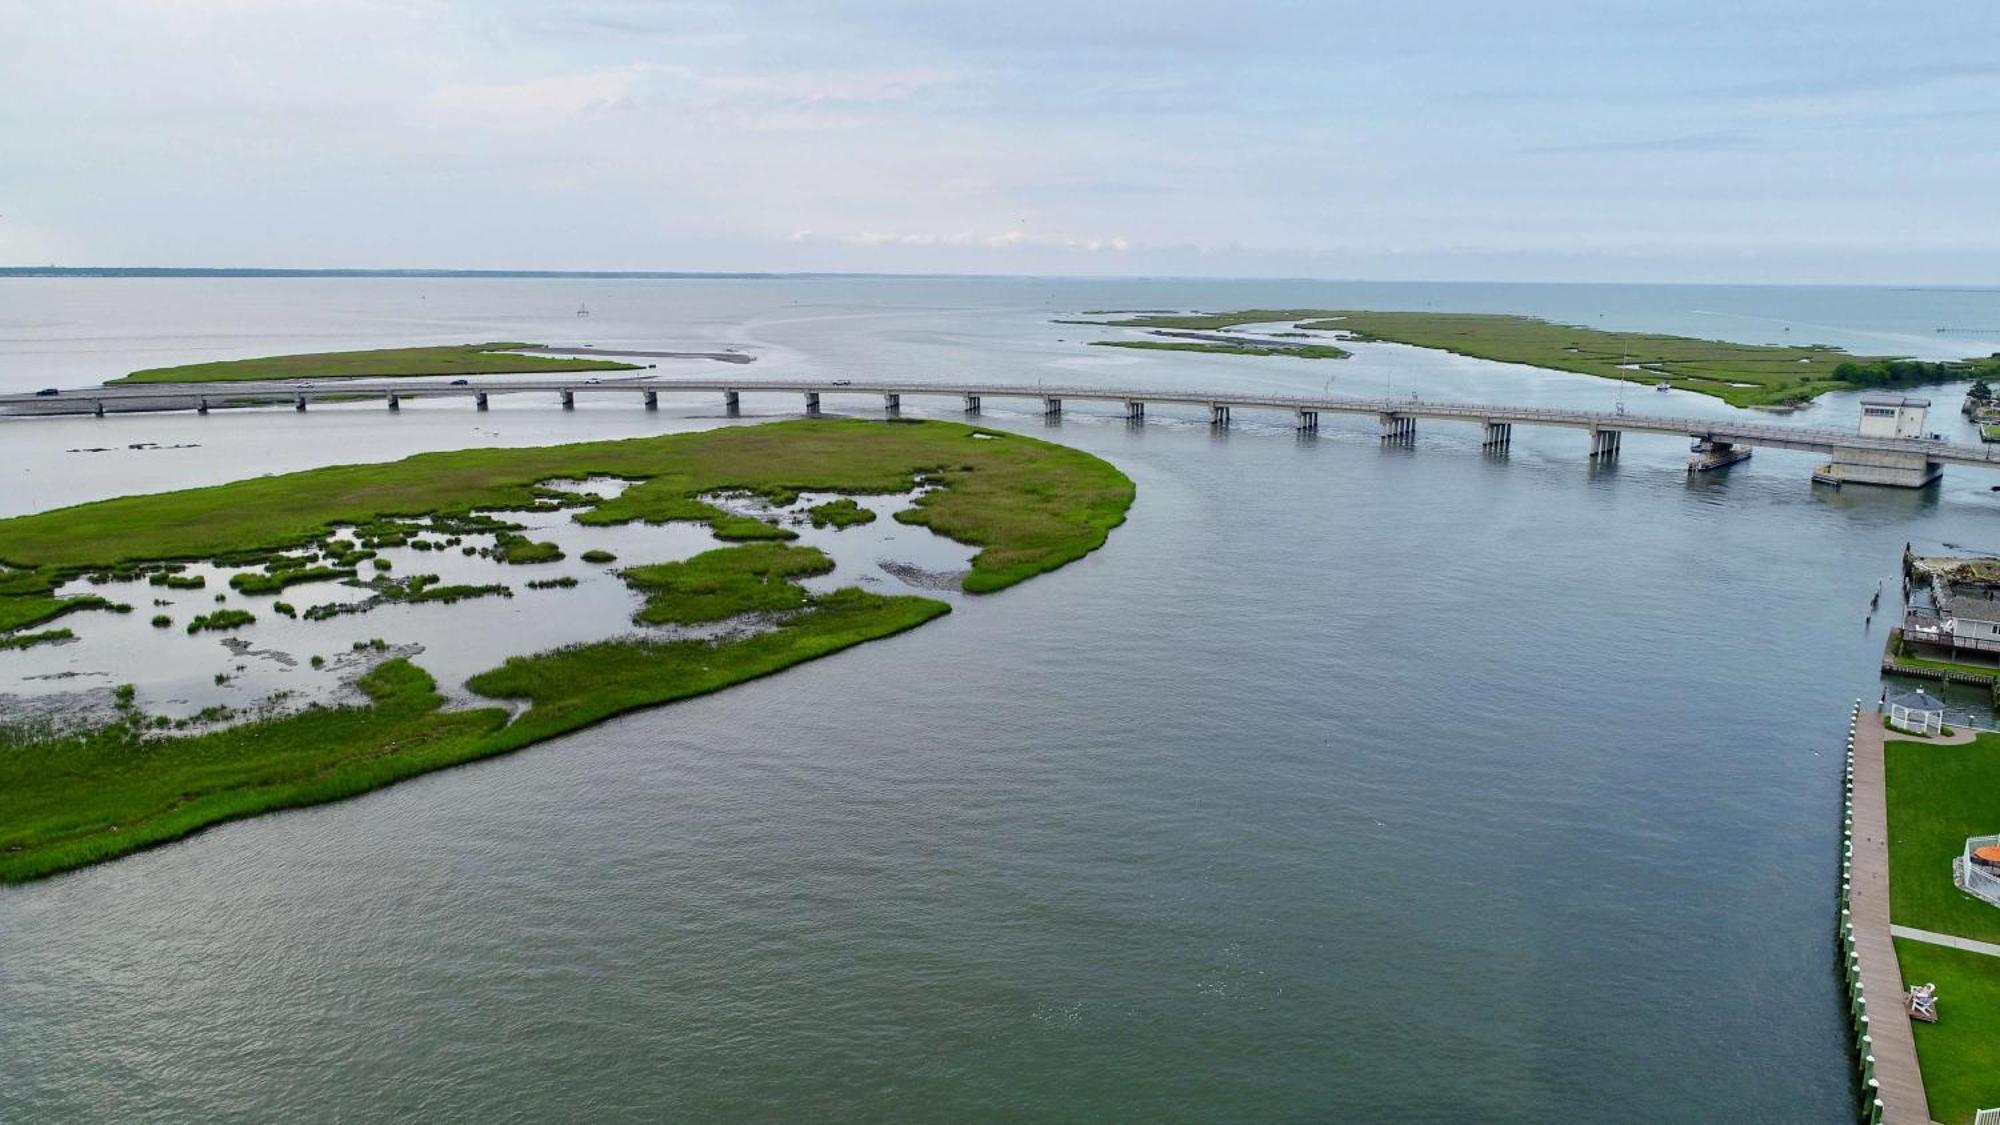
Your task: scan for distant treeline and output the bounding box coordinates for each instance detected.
[1831,355,2000,389]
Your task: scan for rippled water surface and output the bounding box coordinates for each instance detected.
[6,277,2000,1121]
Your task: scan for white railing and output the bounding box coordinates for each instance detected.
[1962,835,2000,908]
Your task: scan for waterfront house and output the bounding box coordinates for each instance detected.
[1901,551,2000,661]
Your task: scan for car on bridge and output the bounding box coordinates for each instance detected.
[34,387,58,396]
[449,379,469,386]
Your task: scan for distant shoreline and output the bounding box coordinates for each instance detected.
[0,267,800,280]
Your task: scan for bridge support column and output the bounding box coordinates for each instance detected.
[386,392,400,411]
[1810,448,1940,488]
[1482,420,1511,449]
[560,389,575,409]
[1295,409,1318,431]
[963,394,981,414]
[1124,399,1145,421]
[1688,437,1751,474]
[1589,427,1620,459]
[883,393,900,414]
[294,395,307,412]
[723,390,740,414]
[1379,412,1413,442]
[804,391,821,416]
[1210,403,1230,426]
[643,390,658,410]
[1043,397,1062,416]
[474,391,489,411]
[196,397,210,415]
[93,400,105,418]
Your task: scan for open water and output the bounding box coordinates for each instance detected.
[4,276,2000,1121]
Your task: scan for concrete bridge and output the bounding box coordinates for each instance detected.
[5,376,1994,486]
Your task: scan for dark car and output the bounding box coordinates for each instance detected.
[34,387,59,396]
[449,379,469,386]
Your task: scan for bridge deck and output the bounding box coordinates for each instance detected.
[5,377,1995,468]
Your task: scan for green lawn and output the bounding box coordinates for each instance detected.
[1983,424,2000,444]
[1894,940,2000,1124]
[0,419,1133,882]
[109,342,638,384]
[1884,733,2000,944]
[1067,309,2000,408]
[1886,633,2000,682]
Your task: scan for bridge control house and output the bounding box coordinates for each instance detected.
[1812,395,1941,487]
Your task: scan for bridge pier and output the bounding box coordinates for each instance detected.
[294,394,307,412]
[1812,449,1942,488]
[1295,408,1318,431]
[804,391,821,416]
[723,390,740,414]
[1210,403,1230,426]
[643,390,658,410]
[92,400,104,418]
[1588,426,1620,459]
[883,393,900,415]
[1379,412,1414,442]
[963,394,981,414]
[559,389,574,409]
[1482,420,1511,449]
[1124,399,1145,421]
[1043,397,1062,416]
[1688,437,1751,474]
[386,392,400,412]
[474,391,488,411]
[196,396,209,415]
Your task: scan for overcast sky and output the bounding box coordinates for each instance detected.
[2,0,1995,282]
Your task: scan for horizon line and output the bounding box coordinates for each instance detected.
[1,266,1995,292]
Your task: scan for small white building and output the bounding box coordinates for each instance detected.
[1886,688,1945,736]
[1858,394,1931,440]
[1813,394,1942,487]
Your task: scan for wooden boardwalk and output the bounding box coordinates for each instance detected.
[1849,713,1935,1124]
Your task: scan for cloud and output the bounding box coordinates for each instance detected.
[424,66,652,128]
[1524,132,1760,156]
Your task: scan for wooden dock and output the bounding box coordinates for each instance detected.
[1846,710,1935,1124]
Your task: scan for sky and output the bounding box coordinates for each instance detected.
[1,0,1996,283]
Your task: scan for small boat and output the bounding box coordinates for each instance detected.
[576,303,590,318]
[1655,382,1671,392]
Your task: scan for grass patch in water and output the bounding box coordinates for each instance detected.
[229,565,356,595]
[493,534,565,565]
[0,627,73,651]
[1066,308,1996,407]
[623,543,834,625]
[109,342,637,385]
[0,420,1131,883]
[185,608,255,635]
[807,497,877,529]
[1091,340,1349,360]
[0,595,110,633]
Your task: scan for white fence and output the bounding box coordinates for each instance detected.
[1960,834,2000,908]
